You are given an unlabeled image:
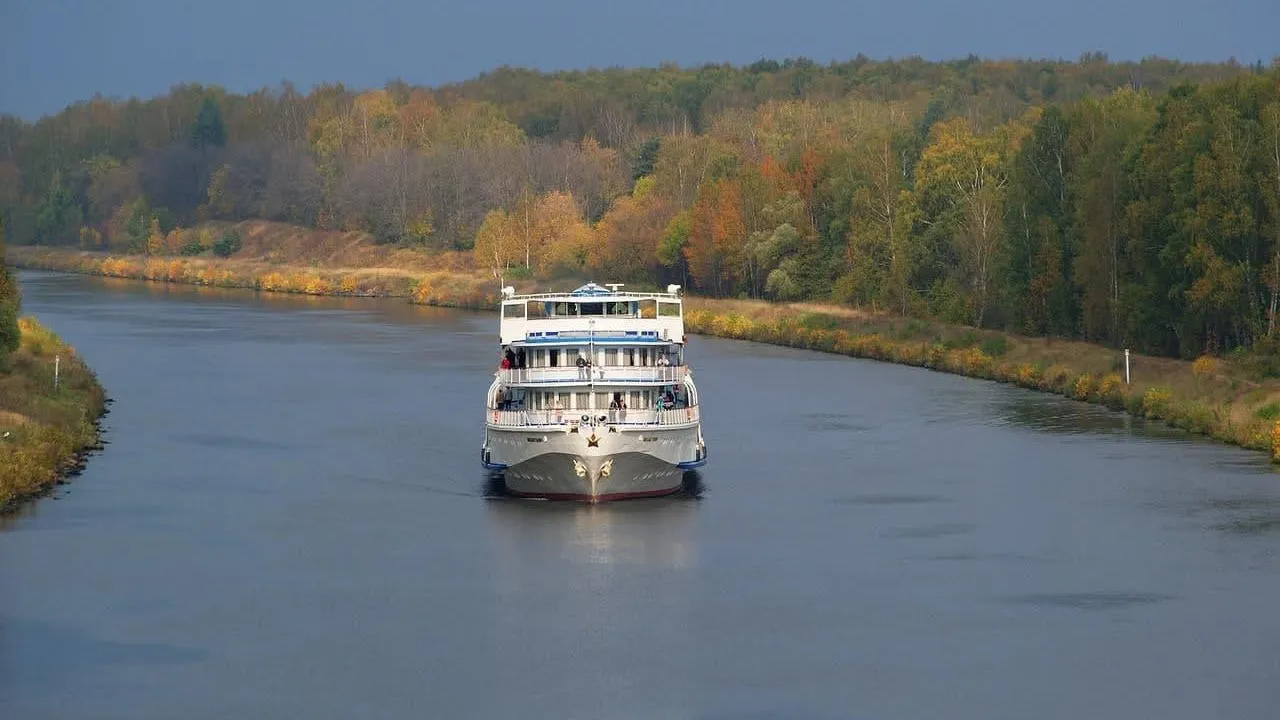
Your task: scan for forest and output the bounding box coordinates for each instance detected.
[2,54,1279,360]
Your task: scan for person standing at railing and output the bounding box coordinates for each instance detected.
[657,353,670,367]
[576,353,591,379]
[553,397,564,424]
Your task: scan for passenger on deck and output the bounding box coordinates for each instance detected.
[576,354,591,379]
[516,348,526,368]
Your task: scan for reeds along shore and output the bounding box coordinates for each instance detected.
[0,317,108,512]
[11,246,1280,465]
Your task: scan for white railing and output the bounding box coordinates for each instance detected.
[507,291,679,301]
[486,404,700,428]
[499,366,687,385]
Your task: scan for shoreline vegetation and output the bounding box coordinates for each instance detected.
[12,237,1280,465]
[0,315,108,513]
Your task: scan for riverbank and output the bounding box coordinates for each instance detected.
[10,244,1280,463]
[0,316,108,512]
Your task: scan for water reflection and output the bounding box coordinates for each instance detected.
[483,487,702,571]
[992,390,1188,441]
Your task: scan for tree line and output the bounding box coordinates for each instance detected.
[1,55,1277,359]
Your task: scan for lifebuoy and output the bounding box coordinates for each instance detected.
[685,408,691,421]
[491,411,499,423]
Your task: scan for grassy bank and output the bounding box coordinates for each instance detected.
[8,244,504,310]
[1,317,108,512]
[682,299,1280,459]
[11,238,1280,465]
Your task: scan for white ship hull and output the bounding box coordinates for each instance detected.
[483,422,706,502]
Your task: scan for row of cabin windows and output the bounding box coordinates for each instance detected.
[498,389,687,411]
[503,300,681,318]
[523,347,670,368]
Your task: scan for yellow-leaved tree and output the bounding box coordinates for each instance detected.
[914,114,1029,327]
[473,209,520,281]
[534,191,595,275]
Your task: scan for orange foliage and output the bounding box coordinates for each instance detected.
[593,181,674,280]
[533,191,595,273]
[684,178,746,296]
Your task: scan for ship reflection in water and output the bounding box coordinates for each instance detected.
[483,472,704,571]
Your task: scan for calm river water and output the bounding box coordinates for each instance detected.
[2,270,1280,719]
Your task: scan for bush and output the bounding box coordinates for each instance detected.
[211,231,242,258]
[0,302,18,360]
[1255,402,1280,421]
[980,334,1010,357]
[179,235,205,256]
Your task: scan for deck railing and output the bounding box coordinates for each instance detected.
[486,404,700,428]
[498,365,687,385]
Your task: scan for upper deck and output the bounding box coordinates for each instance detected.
[498,282,685,346]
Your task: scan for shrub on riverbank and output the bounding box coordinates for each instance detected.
[0,318,107,511]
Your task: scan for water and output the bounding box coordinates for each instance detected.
[2,271,1279,719]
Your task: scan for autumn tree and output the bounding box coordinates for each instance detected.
[684,177,746,296]
[592,176,674,282]
[914,115,1026,327]
[473,209,519,280]
[841,105,919,313]
[533,191,594,275]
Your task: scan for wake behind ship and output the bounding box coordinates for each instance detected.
[481,282,708,502]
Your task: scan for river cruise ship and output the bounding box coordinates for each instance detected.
[481,282,707,501]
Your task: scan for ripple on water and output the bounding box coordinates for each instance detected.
[168,433,295,451]
[1215,514,1280,536]
[1001,591,1175,611]
[881,522,975,539]
[833,494,951,506]
[799,412,873,433]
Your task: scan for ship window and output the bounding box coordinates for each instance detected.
[526,302,550,319]
[605,349,618,366]
[629,391,643,410]
[579,302,604,316]
[624,348,635,366]
[659,301,680,317]
[503,303,526,318]
[549,349,559,367]
[638,299,657,318]
[595,392,610,410]
[575,392,590,410]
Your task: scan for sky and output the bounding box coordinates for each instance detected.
[1,0,1275,119]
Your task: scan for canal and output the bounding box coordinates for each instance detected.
[2,270,1279,719]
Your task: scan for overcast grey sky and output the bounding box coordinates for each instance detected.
[1,0,1275,119]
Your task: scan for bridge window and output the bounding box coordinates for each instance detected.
[658,301,680,317]
[638,299,657,318]
[526,301,551,319]
[503,303,526,318]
